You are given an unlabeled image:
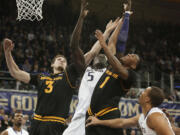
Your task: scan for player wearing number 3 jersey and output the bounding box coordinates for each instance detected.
[3,0,88,134]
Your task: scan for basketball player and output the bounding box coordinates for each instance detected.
[1,110,29,135]
[85,25,140,135]
[62,18,121,135]
[86,86,176,135]
[63,1,133,134]
[3,0,88,135]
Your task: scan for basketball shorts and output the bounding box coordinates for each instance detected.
[29,119,67,135]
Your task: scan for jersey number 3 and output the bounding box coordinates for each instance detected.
[44,80,54,93]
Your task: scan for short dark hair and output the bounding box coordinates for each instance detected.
[148,86,165,107]
[12,110,22,119]
[51,54,66,65]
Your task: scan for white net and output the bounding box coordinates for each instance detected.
[16,0,45,21]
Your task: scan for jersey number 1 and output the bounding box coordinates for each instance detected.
[99,76,110,88]
[44,80,54,93]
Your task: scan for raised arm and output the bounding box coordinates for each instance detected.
[95,30,129,80]
[84,18,119,66]
[86,115,139,128]
[147,113,175,135]
[3,39,30,84]
[108,18,123,55]
[70,0,88,73]
[108,0,132,56]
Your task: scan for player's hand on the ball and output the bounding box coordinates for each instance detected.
[124,0,131,11]
[123,0,133,15]
[3,38,14,53]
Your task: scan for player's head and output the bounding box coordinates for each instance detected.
[12,110,23,127]
[93,54,108,69]
[51,54,67,72]
[138,86,165,107]
[120,54,140,69]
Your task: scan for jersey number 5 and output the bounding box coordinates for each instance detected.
[88,72,94,81]
[44,80,54,93]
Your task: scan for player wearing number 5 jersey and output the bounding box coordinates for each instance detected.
[63,17,121,135]
[63,7,130,135]
[3,0,88,134]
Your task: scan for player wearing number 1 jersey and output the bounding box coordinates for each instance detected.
[85,24,140,135]
[3,0,88,135]
[62,17,121,135]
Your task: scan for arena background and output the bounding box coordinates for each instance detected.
[0,0,180,134]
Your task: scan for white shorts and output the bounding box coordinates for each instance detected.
[63,116,86,135]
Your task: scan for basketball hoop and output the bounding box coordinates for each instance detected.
[16,0,45,21]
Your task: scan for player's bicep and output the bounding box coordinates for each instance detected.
[15,70,31,84]
[147,113,174,135]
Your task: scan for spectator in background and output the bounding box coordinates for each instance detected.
[22,114,30,132]
[1,110,29,135]
[22,59,32,72]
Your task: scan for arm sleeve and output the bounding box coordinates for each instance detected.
[116,13,130,53]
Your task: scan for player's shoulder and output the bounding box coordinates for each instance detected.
[148,107,163,117]
[147,110,165,127]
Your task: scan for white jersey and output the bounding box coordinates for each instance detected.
[138,107,175,135]
[6,127,29,135]
[63,67,106,135]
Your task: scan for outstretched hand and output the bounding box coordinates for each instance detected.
[123,0,133,15]
[95,30,107,47]
[86,116,100,127]
[124,0,131,11]
[3,38,14,53]
[81,0,89,18]
[106,17,120,32]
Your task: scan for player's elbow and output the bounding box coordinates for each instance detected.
[10,69,19,79]
[10,69,24,82]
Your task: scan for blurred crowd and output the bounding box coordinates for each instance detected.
[0,16,180,73]
[0,16,179,94]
